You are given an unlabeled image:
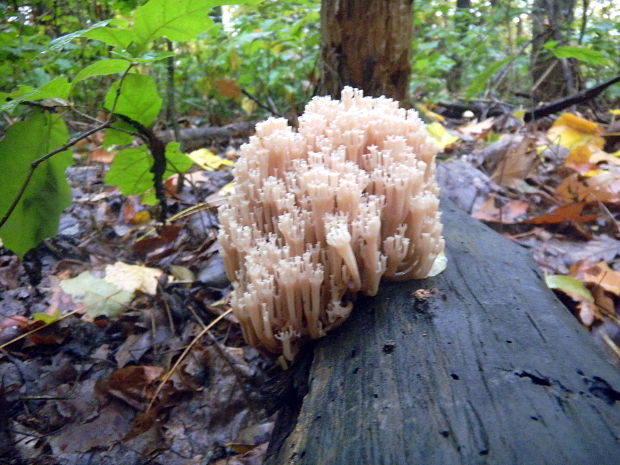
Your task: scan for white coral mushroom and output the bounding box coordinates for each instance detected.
[218,87,445,360]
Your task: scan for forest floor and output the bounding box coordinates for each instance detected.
[0,105,619,465]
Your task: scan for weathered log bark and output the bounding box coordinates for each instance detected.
[318,0,414,102]
[265,199,620,465]
[158,121,256,152]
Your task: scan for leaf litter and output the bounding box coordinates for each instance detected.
[1,109,619,465]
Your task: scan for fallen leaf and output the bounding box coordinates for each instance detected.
[60,271,133,319]
[90,146,117,164]
[426,122,459,150]
[556,170,620,203]
[187,148,234,171]
[104,261,163,295]
[570,260,620,296]
[522,202,599,225]
[133,225,181,256]
[418,103,445,122]
[457,118,495,138]
[471,194,529,223]
[545,274,594,302]
[564,145,598,173]
[97,366,163,410]
[589,151,620,167]
[490,135,536,188]
[547,113,604,151]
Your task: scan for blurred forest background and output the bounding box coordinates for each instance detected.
[1,0,618,126]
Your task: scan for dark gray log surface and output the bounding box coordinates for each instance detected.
[265,199,620,465]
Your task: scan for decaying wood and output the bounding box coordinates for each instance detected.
[265,199,620,465]
[158,121,256,152]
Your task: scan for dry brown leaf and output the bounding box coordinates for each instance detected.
[214,78,241,98]
[471,194,529,223]
[90,146,117,164]
[97,366,164,409]
[523,202,599,225]
[556,171,620,203]
[490,134,536,188]
[571,260,620,296]
[457,118,495,138]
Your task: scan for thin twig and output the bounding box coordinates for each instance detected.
[0,63,135,230]
[0,120,111,229]
[241,89,284,117]
[0,310,80,351]
[146,308,233,412]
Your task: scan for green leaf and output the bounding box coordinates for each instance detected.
[0,113,73,258]
[46,20,110,52]
[466,56,514,100]
[0,77,71,113]
[83,26,134,49]
[60,271,134,319]
[72,59,131,85]
[543,40,560,50]
[105,146,154,195]
[104,74,162,127]
[165,142,193,174]
[111,50,176,63]
[105,143,192,197]
[103,122,135,147]
[545,274,594,302]
[33,311,61,324]
[133,0,219,47]
[550,46,608,66]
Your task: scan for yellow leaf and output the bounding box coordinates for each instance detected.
[241,97,257,115]
[131,210,151,224]
[218,182,235,195]
[582,169,605,178]
[566,145,592,163]
[187,148,234,171]
[609,109,620,116]
[426,122,459,150]
[418,104,445,122]
[104,262,163,296]
[547,113,604,151]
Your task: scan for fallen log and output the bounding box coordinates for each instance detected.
[265,198,620,465]
[158,121,257,151]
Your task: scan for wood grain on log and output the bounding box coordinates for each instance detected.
[265,199,620,465]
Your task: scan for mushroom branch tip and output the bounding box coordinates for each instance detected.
[218,87,446,360]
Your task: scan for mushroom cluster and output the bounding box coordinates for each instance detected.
[218,87,445,360]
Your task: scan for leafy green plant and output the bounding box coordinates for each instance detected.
[0,0,260,258]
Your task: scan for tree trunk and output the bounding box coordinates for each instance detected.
[318,0,414,102]
[530,0,580,101]
[447,0,472,93]
[265,197,620,465]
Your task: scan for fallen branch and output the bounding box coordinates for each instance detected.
[524,74,620,121]
[158,121,257,151]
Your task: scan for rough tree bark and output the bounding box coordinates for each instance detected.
[265,198,620,465]
[318,0,414,102]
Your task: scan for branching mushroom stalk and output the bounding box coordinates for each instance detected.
[218,87,445,360]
